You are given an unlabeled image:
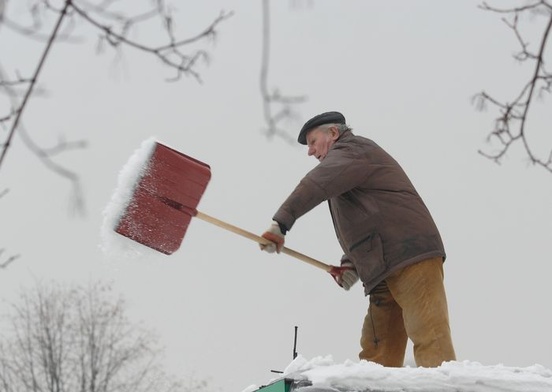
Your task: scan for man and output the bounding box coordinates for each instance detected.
[260,111,456,368]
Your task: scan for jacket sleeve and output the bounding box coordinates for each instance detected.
[273,144,371,230]
[340,254,352,266]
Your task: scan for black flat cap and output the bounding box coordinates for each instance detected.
[298,111,346,145]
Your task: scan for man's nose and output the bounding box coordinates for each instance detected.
[308,147,314,156]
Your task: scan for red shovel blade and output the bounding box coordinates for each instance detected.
[115,142,211,255]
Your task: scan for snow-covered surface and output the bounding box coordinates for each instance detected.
[99,137,158,258]
[243,355,552,392]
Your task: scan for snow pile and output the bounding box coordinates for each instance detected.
[99,137,160,260]
[244,355,552,392]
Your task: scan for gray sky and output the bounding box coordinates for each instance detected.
[2,1,552,391]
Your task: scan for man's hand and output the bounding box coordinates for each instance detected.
[260,221,285,254]
[330,261,359,290]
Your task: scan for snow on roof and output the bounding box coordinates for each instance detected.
[244,355,552,392]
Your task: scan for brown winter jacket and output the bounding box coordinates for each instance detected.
[273,130,446,295]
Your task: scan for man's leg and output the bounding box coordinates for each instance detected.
[386,257,456,367]
[359,281,408,367]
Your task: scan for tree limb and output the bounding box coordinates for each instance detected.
[260,0,307,143]
[0,0,71,170]
[70,2,233,83]
[476,1,552,173]
[0,249,19,269]
[0,1,233,217]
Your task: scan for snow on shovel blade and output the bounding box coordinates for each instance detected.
[115,142,211,255]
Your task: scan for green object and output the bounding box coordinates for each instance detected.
[255,378,292,392]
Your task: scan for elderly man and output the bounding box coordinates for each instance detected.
[260,111,456,368]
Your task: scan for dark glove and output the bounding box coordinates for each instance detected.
[330,261,359,290]
[260,221,285,254]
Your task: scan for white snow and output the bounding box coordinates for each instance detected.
[242,355,552,392]
[99,137,160,260]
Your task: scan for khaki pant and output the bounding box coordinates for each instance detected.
[359,257,456,367]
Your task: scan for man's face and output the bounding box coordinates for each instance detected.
[306,126,338,161]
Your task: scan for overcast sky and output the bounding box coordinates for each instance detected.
[2,1,552,391]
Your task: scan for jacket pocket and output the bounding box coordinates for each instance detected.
[349,234,374,253]
[348,233,386,279]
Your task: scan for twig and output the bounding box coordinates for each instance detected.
[260,0,307,142]
[476,1,552,173]
[17,124,86,215]
[1,1,234,220]
[0,0,72,171]
[0,249,20,269]
[70,2,233,83]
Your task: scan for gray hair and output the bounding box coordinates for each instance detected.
[318,123,352,133]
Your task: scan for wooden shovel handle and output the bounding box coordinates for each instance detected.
[195,211,332,272]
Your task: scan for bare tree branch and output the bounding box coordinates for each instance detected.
[0,3,79,43]
[0,1,232,218]
[260,0,307,142]
[0,0,71,171]
[0,0,5,24]
[0,0,232,170]
[0,249,19,269]
[18,124,87,215]
[476,1,552,173]
[70,2,233,83]
[0,65,87,217]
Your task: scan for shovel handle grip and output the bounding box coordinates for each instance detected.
[195,211,332,272]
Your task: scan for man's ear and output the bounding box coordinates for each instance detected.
[330,126,340,141]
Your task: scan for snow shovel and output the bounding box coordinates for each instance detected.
[114,141,333,274]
